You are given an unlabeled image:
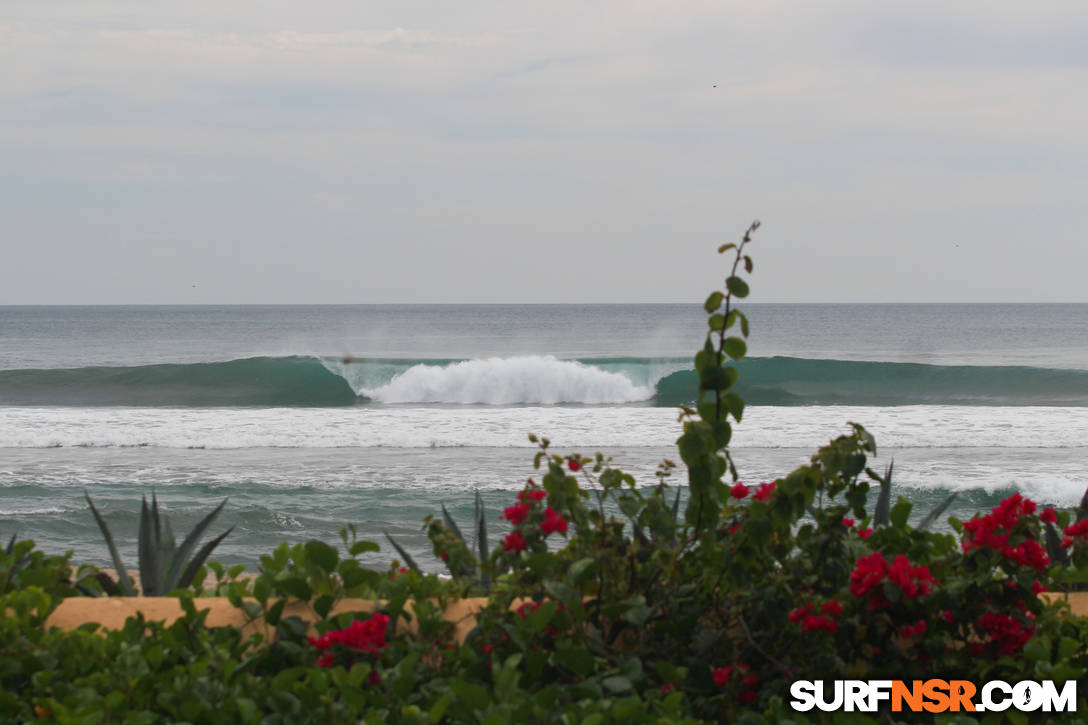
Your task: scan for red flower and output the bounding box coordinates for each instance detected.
[316,653,334,668]
[857,527,873,539]
[712,666,732,686]
[369,670,382,686]
[977,610,1035,655]
[820,600,843,617]
[842,517,855,528]
[309,613,390,656]
[898,620,926,638]
[788,603,813,622]
[517,488,548,503]
[1040,507,1057,524]
[741,673,758,688]
[849,552,936,610]
[516,601,542,619]
[753,482,776,501]
[963,494,1050,570]
[439,551,449,560]
[540,506,569,535]
[801,614,837,633]
[661,683,675,694]
[501,502,531,526]
[730,482,749,499]
[1033,579,1046,594]
[482,644,494,654]
[942,609,955,623]
[738,690,757,704]
[502,532,526,552]
[568,458,582,472]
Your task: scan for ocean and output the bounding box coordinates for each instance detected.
[2,303,1087,571]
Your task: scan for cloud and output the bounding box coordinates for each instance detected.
[1,1,1087,302]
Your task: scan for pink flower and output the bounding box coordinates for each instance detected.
[502,532,526,552]
[730,482,749,499]
[540,506,568,535]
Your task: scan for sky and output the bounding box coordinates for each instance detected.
[2,1,1086,303]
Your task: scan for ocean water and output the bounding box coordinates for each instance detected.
[1,304,1087,570]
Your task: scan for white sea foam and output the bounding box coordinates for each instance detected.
[0,405,1086,450]
[360,356,654,405]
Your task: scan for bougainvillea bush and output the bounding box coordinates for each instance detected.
[5,224,1088,723]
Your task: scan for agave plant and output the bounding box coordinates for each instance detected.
[85,492,232,596]
[868,461,958,531]
[385,489,491,587]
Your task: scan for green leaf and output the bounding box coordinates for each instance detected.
[738,311,750,337]
[718,242,736,253]
[524,601,558,634]
[602,676,632,694]
[313,594,335,619]
[277,577,312,601]
[723,392,745,422]
[428,694,451,724]
[555,647,595,677]
[449,677,491,711]
[725,276,749,298]
[708,314,725,330]
[704,291,724,313]
[743,255,753,273]
[349,540,380,556]
[890,498,912,529]
[568,557,597,585]
[723,337,747,359]
[304,540,339,573]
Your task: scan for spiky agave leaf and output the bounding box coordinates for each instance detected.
[873,461,894,527]
[474,490,489,587]
[917,492,958,531]
[441,504,466,544]
[138,495,160,595]
[1045,522,1069,566]
[177,526,234,590]
[383,531,421,572]
[164,497,229,590]
[84,492,136,596]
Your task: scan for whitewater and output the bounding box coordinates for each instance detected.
[2,303,1087,568]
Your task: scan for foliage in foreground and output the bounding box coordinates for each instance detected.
[6,224,1088,723]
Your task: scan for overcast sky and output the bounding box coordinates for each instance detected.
[2,2,1086,303]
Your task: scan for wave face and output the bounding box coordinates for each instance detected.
[2,355,1088,407]
[0,356,358,407]
[654,357,1088,407]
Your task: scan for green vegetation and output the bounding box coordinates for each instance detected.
[5,224,1088,722]
[84,492,232,596]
